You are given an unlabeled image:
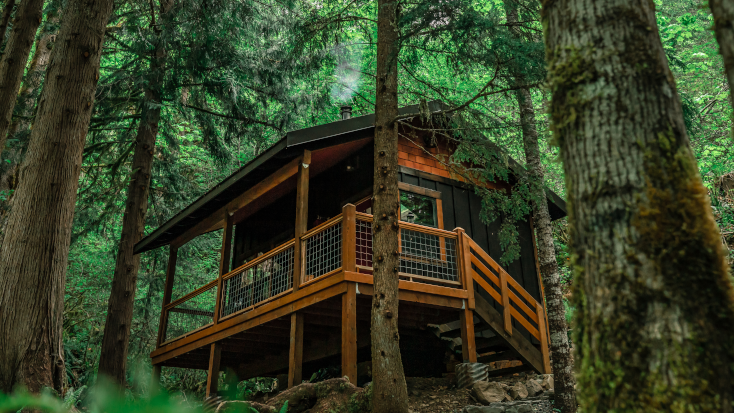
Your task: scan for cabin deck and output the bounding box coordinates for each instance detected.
[151,206,551,394]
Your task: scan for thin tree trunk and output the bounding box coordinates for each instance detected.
[0,5,60,194]
[0,0,113,394]
[98,0,173,385]
[371,1,409,412]
[542,1,734,411]
[503,3,575,412]
[0,0,15,45]
[0,0,43,154]
[709,0,734,111]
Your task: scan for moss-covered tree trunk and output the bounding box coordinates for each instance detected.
[542,0,734,411]
[98,0,173,385]
[0,0,15,45]
[0,0,44,153]
[0,4,60,195]
[504,4,575,412]
[371,1,409,412]
[0,0,113,394]
[709,0,734,112]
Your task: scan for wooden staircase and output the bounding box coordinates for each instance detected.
[437,232,552,376]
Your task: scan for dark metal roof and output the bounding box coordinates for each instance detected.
[134,101,566,254]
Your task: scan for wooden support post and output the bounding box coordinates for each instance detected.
[456,229,474,310]
[206,342,222,398]
[342,204,356,272]
[500,270,512,335]
[536,301,551,374]
[157,245,178,346]
[214,214,234,324]
[288,312,304,388]
[459,307,477,363]
[293,150,311,290]
[341,282,357,384]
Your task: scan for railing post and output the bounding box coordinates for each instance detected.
[342,204,356,272]
[455,228,474,310]
[499,269,512,335]
[214,212,233,324]
[293,150,311,290]
[157,244,178,347]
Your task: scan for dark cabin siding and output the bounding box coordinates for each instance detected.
[399,170,542,303]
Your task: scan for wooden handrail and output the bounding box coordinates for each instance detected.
[165,279,218,310]
[221,239,295,282]
[353,213,459,239]
[464,234,547,344]
[300,214,343,240]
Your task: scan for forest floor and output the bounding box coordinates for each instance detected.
[405,374,554,413]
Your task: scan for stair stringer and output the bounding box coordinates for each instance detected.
[473,293,549,374]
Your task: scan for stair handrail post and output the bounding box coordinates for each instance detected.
[342,204,357,272]
[455,227,475,310]
[499,269,512,335]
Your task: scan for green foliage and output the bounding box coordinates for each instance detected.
[17,0,727,398]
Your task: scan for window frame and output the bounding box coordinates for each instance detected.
[397,182,444,230]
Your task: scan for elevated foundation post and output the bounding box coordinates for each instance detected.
[206,342,222,398]
[288,312,304,388]
[341,282,357,383]
[460,306,477,363]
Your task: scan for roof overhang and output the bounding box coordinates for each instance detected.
[134,101,566,254]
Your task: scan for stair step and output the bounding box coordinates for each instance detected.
[477,350,518,363]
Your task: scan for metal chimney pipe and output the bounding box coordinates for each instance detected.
[340,105,352,120]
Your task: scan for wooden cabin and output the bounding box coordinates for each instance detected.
[135,101,567,396]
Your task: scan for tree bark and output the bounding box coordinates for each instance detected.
[0,0,15,46]
[503,3,575,412]
[0,0,113,394]
[0,5,60,194]
[371,1,409,412]
[709,0,734,111]
[542,0,734,411]
[0,0,43,154]
[98,0,173,385]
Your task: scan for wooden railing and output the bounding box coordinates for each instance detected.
[460,233,550,366]
[354,212,462,287]
[160,279,218,344]
[158,203,548,366]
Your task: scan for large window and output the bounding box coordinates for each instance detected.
[400,191,437,228]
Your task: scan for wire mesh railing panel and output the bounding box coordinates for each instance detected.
[399,229,459,283]
[220,246,294,318]
[165,285,217,342]
[304,223,342,280]
[356,219,373,268]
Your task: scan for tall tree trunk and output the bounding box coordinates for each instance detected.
[542,1,734,411]
[371,1,409,412]
[98,0,173,385]
[709,0,734,112]
[0,0,43,154]
[503,3,575,412]
[0,5,60,195]
[0,0,15,46]
[0,0,114,394]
